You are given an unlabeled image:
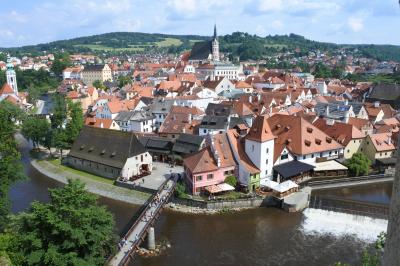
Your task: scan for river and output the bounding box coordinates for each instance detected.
[10,137,392,266]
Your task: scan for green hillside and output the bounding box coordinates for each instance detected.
[2,31,400,62]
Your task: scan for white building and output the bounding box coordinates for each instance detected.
[244,116,276,182]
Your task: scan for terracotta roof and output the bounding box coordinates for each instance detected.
[159,113,199,135]
[170,105,205,116]
[347,117,372,131]
[235,80,252,89]
[227,129,260,174]
[313,118,365,146]
[368,133,396,152]
[267,114,343,158]
[66,91,80,99]
[85,117,116,129]
[246,115,276,142]
[183,146,218,174]
[0,83,14,95]
[212,133,237,168]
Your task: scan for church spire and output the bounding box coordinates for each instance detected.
[213,23,217,40]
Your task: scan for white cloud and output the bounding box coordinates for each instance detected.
[348,17,364,32]
[259,0,282,12]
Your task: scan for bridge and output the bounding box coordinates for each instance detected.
[309,195,390,220]
[306,174,394,191]
[108,174,178,266]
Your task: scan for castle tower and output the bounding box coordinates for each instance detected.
[6,55,18,95]
[212,24,220,62]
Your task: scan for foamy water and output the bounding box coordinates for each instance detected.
[301,208,388,243]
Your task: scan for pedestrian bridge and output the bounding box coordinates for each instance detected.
[108,175,178,266]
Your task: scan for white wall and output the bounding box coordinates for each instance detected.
[121,152,153,178]
[245,139,274,181]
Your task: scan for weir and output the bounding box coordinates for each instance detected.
[309,195,390,219]
[302,208,388,242]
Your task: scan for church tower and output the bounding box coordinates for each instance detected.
[6,55,18,95]
[211,24,220,62]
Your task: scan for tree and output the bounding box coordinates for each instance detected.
[51,94,67,129]
[346,152,371,176]
[224,175,237,188]
[92,80,106,90]
[2,179,117,265]
[0,101,25,229]
[21,116,51,149]
[51,53,71,78]
[118,75,132,88]
[65,100,83,144]
[313,63,332,78]
[52,129,69,158]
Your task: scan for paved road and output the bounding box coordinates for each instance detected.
[109,177,177,266]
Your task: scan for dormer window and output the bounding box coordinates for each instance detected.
[306,127,313,133]
[305,140,311,146]
[315,139,321,145]
[101,149,106,155]
[326,137,332,143]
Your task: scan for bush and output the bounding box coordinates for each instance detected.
[175,181,187,198]
[224,175,237,188]
[346,152,371,176]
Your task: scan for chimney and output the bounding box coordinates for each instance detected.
[374,101,380,108]
[325,105,330,117]
[100,122,104,128]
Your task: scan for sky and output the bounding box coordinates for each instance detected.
[0,0,399,47]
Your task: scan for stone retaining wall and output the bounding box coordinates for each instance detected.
[172,196,280,210]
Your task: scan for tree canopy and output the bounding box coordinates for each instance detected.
[346,152,371,176]
[22,116,51,149]
[1,179,117,266]
[0,101,25,229]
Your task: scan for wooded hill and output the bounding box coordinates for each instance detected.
[2,31,400,62]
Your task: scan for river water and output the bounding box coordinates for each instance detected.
[10,137,392,266]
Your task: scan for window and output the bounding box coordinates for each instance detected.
[347,149,350,153]
[252,145,255,152]
[195,175,202,181]
[266,148,269,154]
[207,174,213,180]
[335,151,338,154]
[311,154,314,158]
[266,159,269,164]
[265,170,268,175]
[303,155,306,160]
[141,155,143,162]
[203,129,207,133]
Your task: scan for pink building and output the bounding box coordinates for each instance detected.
[183,134,236,195]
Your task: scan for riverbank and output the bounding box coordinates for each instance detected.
[32,159,151,205]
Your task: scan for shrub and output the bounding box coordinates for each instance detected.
[224,175,237,188]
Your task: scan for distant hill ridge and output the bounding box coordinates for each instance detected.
[2,31,400,62]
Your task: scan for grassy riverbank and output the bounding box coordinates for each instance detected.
[47,158,114,185]
[33,159,151,205]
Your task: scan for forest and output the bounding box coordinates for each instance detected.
[2,32,400,62]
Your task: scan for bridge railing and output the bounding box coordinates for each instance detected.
[116,175,178,266]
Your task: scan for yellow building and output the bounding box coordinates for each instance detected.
[81,64,112,86]
[361,133,396,164]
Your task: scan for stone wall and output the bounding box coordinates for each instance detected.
[172,196,280,210]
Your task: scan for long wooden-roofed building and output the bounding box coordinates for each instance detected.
[66,126,152,180]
